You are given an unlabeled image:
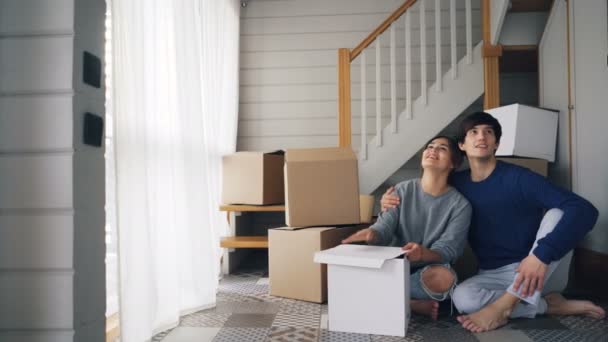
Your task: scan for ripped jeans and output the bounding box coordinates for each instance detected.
[410,263,458,301]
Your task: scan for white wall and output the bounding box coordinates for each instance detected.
[238,0,481,151]
[542,1,608,254]
[0,0,106,340]
[499,12,548,46]
[539,0,570,189]
[570,1,608,254]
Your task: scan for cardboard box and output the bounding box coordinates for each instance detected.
[486,104,558,162]
[284,147,360,227]
[497,157,548,177]
[314,245,410,337]
[222,151,284,205]
[268,225,362,303]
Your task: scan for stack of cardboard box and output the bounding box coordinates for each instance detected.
[223,147,411,336]
[270,147,362,303]
[487,103,558,177]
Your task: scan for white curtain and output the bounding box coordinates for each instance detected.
[110,0,239,340]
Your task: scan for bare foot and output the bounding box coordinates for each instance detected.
[411,299,439,320]
[545,293,606,319]
[457,294,518,333]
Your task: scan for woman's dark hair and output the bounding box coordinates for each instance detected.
[458,111,502,144]
[423,135,464,170]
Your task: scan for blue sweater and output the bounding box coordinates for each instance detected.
[450,161,598,270]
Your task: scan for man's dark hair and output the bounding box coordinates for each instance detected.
[458,111,502,144]
[424,135,464,170]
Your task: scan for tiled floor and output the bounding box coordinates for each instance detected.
[153,268,608,342]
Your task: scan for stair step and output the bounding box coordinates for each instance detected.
[220,236,269,249]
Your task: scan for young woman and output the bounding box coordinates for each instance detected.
[343,135,472,320]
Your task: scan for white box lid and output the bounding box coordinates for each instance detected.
[314,244,405,269]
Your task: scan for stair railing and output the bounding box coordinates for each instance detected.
[337,0,478,159]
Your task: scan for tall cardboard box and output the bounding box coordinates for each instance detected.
[486,104,558,162]
[268,225,362,303]
[222,151,284,205]
[284,148,360,227]
[315,245,410,337]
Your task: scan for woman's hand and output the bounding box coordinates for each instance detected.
[402,242,424,262]
[380,186,400,212]
[342,228,376,244]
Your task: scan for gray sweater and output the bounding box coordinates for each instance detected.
[371,179,472,265]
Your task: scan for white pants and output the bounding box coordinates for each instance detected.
[452,209,564,318]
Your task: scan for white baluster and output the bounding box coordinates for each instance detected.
[376,38,382,147]
[405,11,412,119]
[435,0,442,92]
[450,0,457,79]
[466,0,472,64]
[420,0,427,105]
[390,24,397,133]
[360,51,367,160]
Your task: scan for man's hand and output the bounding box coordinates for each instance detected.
[513,254,548,297]
[402,242,424,262]
[342,228,376,244]
[380,186,400,212]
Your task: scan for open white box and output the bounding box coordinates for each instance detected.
[314,245,410,337]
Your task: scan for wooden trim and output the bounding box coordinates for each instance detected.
[571,247,608,299]
[565,0,573,189]
[482,43,503,57]
[338,48,352,147]
[483,57,500,109]
[220,236,269,249]
[219,204,285,212]
[106,313,120,342]
[350,0,418,60]
[481,0,491,42]
[481,0,500,109]
[502,44,538,51]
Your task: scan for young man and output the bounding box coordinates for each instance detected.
[381,112,605,332]
[344,136,472,320]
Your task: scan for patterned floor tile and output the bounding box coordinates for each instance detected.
[249,292,285,304]
[474,329,534,342]
[370,335,407,342]
[556,314,608,331]
[213,328,269,342]
[273,310,320,328]
[217,291,262,303]
[230,270,266,278]
[420,326,478,342]
[280,299,322,314]
[215,301,281,314]
[224,314,276,328]
[524,329,607,342]
[219,282,269,294]
[506,316,568,330]
[162,327,221,342]
[319,330,372,342]
[266,326,319,342]
[180,310,231,327]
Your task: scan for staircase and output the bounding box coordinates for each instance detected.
[336,0,509,194]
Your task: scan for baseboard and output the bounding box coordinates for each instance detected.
[569,247,608,300]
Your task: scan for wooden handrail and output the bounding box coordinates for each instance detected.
[350,0,418,61]
[338,48,352,147]
[339,0,419,146]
